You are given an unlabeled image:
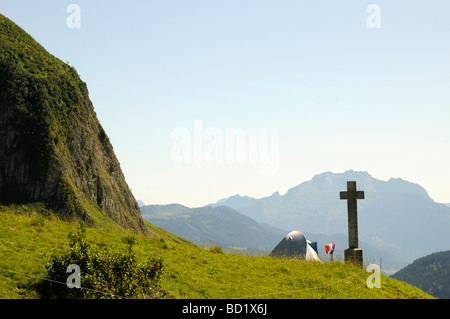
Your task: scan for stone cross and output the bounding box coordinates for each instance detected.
[340,181,365,266]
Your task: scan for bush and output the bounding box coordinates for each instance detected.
[208,245,224,254]
[38,227,165,299]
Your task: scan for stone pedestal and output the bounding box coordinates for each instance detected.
[344,248,363,267]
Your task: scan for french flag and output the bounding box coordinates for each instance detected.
[324,243,335,254]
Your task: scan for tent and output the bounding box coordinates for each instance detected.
[270,230,322,262]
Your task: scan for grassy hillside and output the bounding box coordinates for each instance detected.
[0,204,433,299]
[141,204,286,253]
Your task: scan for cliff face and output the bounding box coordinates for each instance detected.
[0,14,147,233]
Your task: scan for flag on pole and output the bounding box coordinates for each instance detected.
[324,243,335,254]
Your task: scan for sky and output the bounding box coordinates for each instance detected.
[1,1,449,207]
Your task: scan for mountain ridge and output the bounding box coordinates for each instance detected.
[210,170,450,266]
[391,250,450,299]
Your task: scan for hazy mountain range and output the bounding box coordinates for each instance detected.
[141,170,449,273]
[210,171,449,264]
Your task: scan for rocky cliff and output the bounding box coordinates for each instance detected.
[0,14,147,233]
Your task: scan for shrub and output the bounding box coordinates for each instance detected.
[38,227,165,299]
[208,244,224,254]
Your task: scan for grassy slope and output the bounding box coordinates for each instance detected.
[0,204,433,299]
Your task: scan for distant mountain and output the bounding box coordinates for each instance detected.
[212,170,450,267]
[215,195,259,211]
[391,250,450,299]
[140,204,287,253]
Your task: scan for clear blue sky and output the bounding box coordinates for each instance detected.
[1,1,449,206]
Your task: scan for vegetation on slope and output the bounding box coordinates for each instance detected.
[40,226,165,299]
[0,14,145,233]
[140,204,286,252]
[0,205,434,299]
[391,250,450,299]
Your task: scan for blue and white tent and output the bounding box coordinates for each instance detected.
[270,230,322,262]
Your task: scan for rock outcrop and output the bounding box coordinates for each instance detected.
[0,14,147,233]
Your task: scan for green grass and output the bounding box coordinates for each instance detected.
[0,204,434,299]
